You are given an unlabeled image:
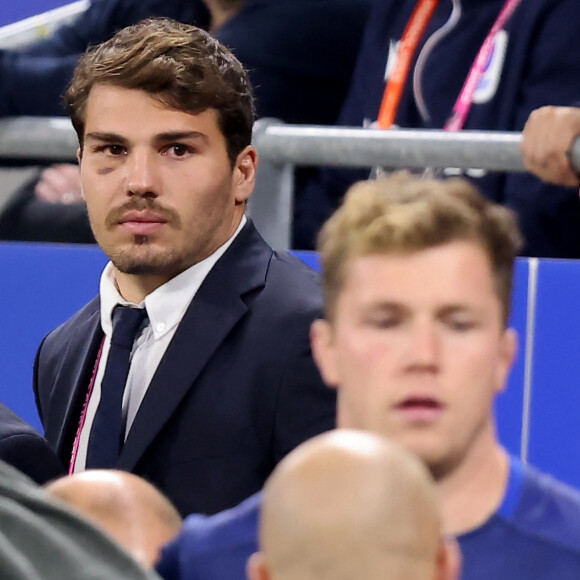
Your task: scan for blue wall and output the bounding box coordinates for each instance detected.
[2,243,580,491]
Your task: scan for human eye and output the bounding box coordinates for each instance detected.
[364,308,403,329]
[444,315,477,332]
[162,143,194,158]
[93,143,126,156]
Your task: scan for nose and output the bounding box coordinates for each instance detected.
[406,319,440,370]
[124,148,158,197]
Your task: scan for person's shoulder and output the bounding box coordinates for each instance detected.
[263,250,323,312]
[0,403,38,439]
[157,493,261,580]
[512,463,580,552]
[0,462,156,580]
[270,250,321,286]
[42,296,101,343]
[219,221,322,312]
[460,465,580,580]
[182,491,262,546]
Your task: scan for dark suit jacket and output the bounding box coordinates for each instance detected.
[34,221,335,516]
[0,402,64,484]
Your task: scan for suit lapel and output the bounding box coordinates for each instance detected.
[46,301,103,463]
[118,221,272,470]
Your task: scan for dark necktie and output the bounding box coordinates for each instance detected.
[85,305,147,468]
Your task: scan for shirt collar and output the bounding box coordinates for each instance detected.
[100,215,247,338]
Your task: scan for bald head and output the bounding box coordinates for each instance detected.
[45,470,182,568]
[249,430,458,580]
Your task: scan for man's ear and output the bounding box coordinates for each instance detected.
[494,327,518,395]
[310,318,339,388]
[233,145,258,203]
[246,552,270,580]
[435,537,461,580]
[76,148,86,200]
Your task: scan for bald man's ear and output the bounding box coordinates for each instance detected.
[247,552,270,580]
[436,537,461,580]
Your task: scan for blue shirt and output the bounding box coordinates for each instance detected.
[459,456,580,579]
[157,492,260,580]
[157,456,580,579]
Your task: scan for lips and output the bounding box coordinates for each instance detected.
[394,396,445,423]
[119,210,167,236]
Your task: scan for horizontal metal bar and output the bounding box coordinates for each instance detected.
[2,116,580,174]
[0,117,78,161]
[253,119,580,174]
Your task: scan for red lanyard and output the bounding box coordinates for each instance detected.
[377,0,522,131]
[377,0,440,129]
[68,338,105,474]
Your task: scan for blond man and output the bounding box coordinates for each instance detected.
[157,173,580,580]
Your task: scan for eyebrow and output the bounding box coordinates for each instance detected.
[363,301,478,315]
[84,132,128,144]
[154,131,209,144]
[437,304,480,317]
[84,131,209,144]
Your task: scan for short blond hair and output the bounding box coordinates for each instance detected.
[317,172,523,325]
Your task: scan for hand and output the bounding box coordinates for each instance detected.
[34,164,83,204]
[520,106,580,187]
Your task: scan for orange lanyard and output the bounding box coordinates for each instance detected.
[377,0,440,129]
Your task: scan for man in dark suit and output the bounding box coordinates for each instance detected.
[0,402,64,484]
[33,18,335,517]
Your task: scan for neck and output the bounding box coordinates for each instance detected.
[114,271,173,304]
[436,422,510,536]
[203,0,243,31]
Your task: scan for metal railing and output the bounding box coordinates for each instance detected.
[253,119,531,172]
[0,117,78,161]
[2,116,580,248]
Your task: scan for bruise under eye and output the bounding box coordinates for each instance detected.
[97,167,114,175]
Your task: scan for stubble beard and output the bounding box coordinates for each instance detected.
[94,199,190,277]
[107,234,186,277]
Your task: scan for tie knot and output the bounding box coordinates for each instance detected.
[111,306,148,349]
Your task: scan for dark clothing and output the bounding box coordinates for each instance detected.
[0,0,210,117]
[0,401,64,484]
[0,0,369,123]
[156,457,580,580]
[216,0,370,125]
[459,457,580,579]
[295,0,580,258]
[34,221,336,517]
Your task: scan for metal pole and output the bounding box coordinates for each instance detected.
[253,118,580,174]
[3,116,580,174]
[0,117,78,161]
